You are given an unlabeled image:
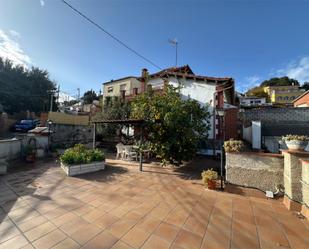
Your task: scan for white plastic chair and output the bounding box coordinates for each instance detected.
[124,145,138,161]
[116,143,124,159]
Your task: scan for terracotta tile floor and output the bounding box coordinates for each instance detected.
[0,159,308,249]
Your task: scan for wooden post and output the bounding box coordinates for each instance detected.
[139,125,143,171]
[93,123,96,149]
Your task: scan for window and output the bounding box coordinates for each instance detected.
[107,86,113,93]
[133,88,138,95]
[120,84,126,91]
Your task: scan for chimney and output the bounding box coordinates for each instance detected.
[141,68,148,93]
[163,79,169,91]
[141,68,148,78]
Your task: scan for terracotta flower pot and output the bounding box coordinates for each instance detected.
[26,154,36,163]
[207,180,216,190]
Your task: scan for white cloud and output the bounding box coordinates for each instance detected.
[0,29,31,67]
[9,30,20,38]
[277,56,309,83]
[40,0,45,7]
[237,75,261,92]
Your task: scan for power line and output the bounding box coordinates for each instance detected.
[61,0,162,70]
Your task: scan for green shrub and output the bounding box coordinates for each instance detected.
[24,145,36,156]
[282,135,309,141]
[224,139,244,153]
[60,144,105,166]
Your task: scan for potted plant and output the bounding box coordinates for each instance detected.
[282,135,309,151]
[24,145,36,163]
[50,144,59,158]
[201,169,218,190]
[224,139,244,153]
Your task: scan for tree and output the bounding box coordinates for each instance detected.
[130,86,211,165]
[260,77,300,87]
[0,57,57,114]
[301,82,309,91]
[246,86,268,98]
[93,96,131,140]
[82,90,98,104]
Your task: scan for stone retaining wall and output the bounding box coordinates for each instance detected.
[226,152,284,192]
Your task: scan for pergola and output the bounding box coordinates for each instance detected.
[92,119,146,171]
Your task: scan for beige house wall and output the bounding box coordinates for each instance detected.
[102,77,141,101]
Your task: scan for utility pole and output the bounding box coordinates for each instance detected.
[77,88,80,101]
[50,93,53,112]
[56,85,60,107]
[168,38,178,66]
[48,90,57,112]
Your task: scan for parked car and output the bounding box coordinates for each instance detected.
[14,119,39,132]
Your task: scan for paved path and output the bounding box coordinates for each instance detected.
[0,160,308,249]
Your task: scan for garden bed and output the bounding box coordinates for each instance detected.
[59,144,105,176]
[61,161,105,176]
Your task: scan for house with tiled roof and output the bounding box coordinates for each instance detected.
[293,90,309,107]
[102,65,237,155]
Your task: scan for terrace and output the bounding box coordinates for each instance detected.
[0,157,308,249]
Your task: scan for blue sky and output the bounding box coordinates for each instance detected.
[0,0,309,96]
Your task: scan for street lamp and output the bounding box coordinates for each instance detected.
[216,108,225,190]
[47,120,53,151]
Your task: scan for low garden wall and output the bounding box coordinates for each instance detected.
[0,138,22,160]
[226,152,284,192]
[282,150,309,218]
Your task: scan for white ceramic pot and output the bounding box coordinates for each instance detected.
[285,140,308,151]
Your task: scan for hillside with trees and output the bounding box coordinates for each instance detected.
[0,57,57,114]
[246,76,302,97]
[260,77,300,87]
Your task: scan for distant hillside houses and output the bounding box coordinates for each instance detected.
[58,91,76,104]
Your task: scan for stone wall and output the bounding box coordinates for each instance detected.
[50,123,93,146]
[226,150,309,219]
[226,152,284,192]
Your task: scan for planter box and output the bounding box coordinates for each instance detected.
[61,161,105,176]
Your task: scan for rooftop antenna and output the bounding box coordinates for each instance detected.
[168,38,178,66]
